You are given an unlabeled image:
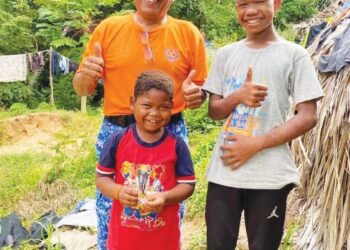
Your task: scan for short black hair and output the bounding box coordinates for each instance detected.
[134,70,173,100]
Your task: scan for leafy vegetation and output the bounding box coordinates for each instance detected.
[0,0,324,110]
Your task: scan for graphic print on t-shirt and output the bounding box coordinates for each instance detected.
[223,75,267,137]
[120,161,166,231]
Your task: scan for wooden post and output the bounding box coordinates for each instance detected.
[81,96,87,113]
[49,47,55,105]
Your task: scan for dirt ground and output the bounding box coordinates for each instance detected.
[0,113,66,155]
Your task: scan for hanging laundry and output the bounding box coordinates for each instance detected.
[27,51,45,73]
[58,55,69,74]
[0,54,27,82]
[51,51,60,76]
[64,57,69,74]
[69,60,78,72]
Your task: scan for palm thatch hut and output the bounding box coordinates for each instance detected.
[291,1,350,249]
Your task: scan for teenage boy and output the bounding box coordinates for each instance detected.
[202,0,324,249]
[96,70,195,250]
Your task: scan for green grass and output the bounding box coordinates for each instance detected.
[186,128,220,219]
[280,220,299,250]
[0,153,50,216]
[0,110,101,217]
[40,111,101,200]
[184,127,221,249]
[0,108,300,249]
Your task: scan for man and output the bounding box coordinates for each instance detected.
[73,1,207,249]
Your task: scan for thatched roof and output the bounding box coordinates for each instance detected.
[294,0,347,39]
[292,1,350,249]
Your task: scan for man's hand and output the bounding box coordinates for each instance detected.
[238,67,268,107]
[118,185,138,207]
[143,192,166,213]
[220,134,263,169]
[81,42,104,81]
[73,42,104,96]
[182,70,205,109]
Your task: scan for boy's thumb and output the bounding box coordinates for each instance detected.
[94,42,102,58]
[245,66,253,82]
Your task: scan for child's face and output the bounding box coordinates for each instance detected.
[130,88,172,135]
[235,0,281,36]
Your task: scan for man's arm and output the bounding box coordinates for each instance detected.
[221,100,318,168]
[73,72,99,96]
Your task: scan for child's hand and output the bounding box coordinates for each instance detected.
[220,134,263,169]
[118,185,138,207]
[239,66,268,107]
[143,192,166,213]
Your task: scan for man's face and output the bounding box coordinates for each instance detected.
[235,0,281,35]
[134,0,173,20]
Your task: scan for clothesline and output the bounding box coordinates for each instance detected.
[0,48,78,83]
[0,48,79,105]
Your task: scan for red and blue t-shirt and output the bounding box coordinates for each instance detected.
[96,124,195,250]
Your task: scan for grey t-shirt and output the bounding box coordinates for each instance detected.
[202,39,324,189]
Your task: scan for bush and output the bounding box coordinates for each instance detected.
[275,0,317,29]
[37,102,56,111]
[184,101,222,134]
[0,82,34,108]
[54,73,103,111]
[54,73,80,110]
[9,102,28,114]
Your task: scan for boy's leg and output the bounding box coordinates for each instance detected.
[244,184,294,250]
[206,182,243,250]
[95,119,123,250]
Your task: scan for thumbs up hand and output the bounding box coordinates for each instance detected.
[182,70,205,109]
[81,42,104,81]
[238,66,268,107]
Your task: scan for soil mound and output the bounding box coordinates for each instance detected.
[0,113,66,155]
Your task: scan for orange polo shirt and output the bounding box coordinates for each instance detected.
[79,13,207,115]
